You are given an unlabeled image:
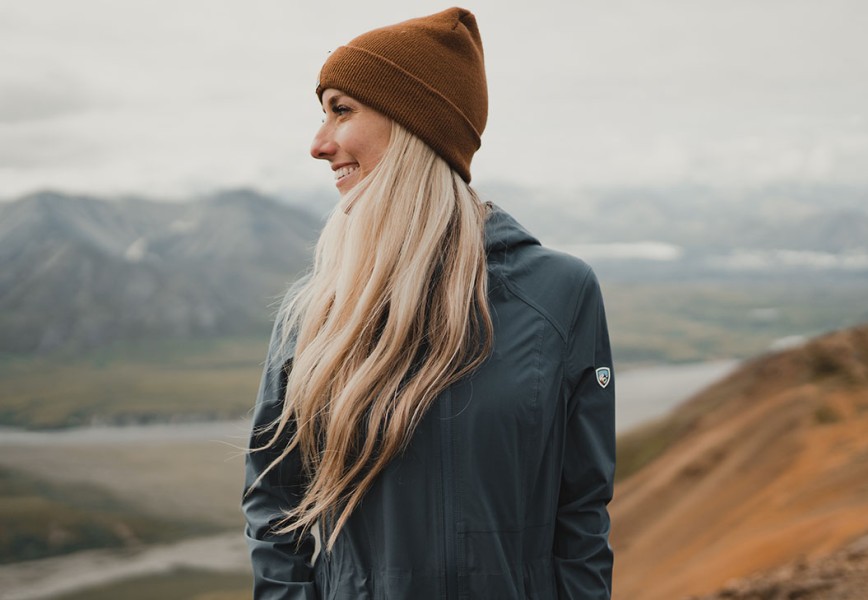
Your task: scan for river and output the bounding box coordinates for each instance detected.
[615,359,739,432]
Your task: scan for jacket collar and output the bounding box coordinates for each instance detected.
[484,203,540,256]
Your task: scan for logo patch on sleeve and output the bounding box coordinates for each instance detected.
[595,367,611,389]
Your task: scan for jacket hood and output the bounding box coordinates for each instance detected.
[484,204,540,256]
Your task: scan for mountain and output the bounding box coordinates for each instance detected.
[0,189,321,353]
[475,183,868,282]
[475,182,868,247]
[3,183,867,357]
[611,324,868,600]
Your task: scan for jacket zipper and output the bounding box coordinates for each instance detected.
[440,389,457,598]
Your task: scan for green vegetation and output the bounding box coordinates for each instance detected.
[605,280,868,365]
[0,467,217,564]
[52,569,251,600]
[0,335,269,429]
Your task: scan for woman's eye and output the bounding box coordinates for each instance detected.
[332,105,351,116]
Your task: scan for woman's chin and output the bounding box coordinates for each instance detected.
[336,173,361,196]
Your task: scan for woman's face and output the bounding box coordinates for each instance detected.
[311,89,392,195]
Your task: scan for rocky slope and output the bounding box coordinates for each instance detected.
[691,532,868,600]
[611,324,868,599]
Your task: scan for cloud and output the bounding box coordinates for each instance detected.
[0,69,94,123]
[1,0,867,197]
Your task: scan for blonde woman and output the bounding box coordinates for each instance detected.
[243,8,615,599]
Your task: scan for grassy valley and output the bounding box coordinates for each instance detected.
[604,279,868,365]
[0,467,215,564]
[0,336,267,429]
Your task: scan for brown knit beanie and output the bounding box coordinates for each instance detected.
[316,7,487,183]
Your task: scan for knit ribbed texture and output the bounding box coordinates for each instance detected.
[316,7,487,183]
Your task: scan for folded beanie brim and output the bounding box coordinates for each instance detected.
[317,45,481,183]
[315,7,487,183]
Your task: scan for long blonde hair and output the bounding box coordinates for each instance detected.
[254,122,492,550]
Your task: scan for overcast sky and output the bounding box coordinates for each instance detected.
[1,0,866,199]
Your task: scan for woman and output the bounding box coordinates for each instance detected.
[243,8,615,599]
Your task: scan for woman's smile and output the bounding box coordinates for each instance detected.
[311,89,392,195]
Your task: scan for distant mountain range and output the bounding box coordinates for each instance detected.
[478,182,868,281]
[0,189,320,353]
[2,183,867,354]
[480,182,868,253]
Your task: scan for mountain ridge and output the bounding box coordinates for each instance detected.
[0,189,320,353]
[3,184,867,357]
[611,323,868,599]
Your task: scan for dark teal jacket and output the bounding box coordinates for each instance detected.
[243,206,615,599]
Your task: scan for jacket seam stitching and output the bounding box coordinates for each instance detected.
[493,271,568,343]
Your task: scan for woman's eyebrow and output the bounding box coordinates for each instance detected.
[327,94,346,109]
[322,95,339,114]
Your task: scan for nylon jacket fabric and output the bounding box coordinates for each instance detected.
[243,205,616,599]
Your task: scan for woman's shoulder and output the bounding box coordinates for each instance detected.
[486,204,596,290]
[499,241,598,312]
[486,210,600,343]
[485,204,593,274]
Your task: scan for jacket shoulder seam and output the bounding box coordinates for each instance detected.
[492,270,568,342]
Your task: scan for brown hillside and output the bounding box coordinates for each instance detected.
[692,532,868,600]
[611,324,868,600]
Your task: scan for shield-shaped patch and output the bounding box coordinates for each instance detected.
[595,367,611,389]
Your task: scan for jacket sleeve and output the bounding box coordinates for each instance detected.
[553,267,616,599]
[242,315,317,600]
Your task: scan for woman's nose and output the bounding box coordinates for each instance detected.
[310,124,336,160]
